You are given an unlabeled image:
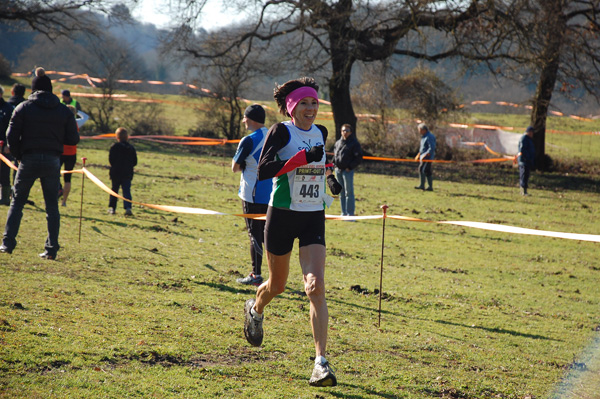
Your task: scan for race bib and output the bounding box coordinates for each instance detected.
[292,165,324,204]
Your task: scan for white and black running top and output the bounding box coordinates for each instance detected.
[258,121,327,212]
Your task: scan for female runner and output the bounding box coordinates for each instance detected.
[243,77,341,387]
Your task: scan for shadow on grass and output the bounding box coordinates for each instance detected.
[435,319,562,341]
[88,225,168,257]
[329,383,405,399]
[193,281,255,295]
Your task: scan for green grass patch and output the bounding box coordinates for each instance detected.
[1,136,599,398]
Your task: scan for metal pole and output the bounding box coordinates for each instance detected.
[378,204,389,328]
[78,157,87,243]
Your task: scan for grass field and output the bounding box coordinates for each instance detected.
[1,133,599,398]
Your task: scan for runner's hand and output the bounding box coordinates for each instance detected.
[306,145,324,163]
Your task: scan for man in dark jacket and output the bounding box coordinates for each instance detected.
[0,68,79,259]
[517,126,536,196]
[333,124,362,216]
[108,127,137,216]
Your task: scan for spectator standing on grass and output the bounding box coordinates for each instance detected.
[333,123,362,217]
[6,83,32,205]
[232,104,272,287]
[414,122,436,191]
[108,127,137,216]
[0,67,79,259]
[516,126,535,196]
[0,85,15,205]
[58,105,85,207]
[8,83,26,107]
[243,77,342,387]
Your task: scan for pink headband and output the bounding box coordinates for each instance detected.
[285,86,319,116]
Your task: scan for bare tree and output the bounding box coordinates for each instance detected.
[0,0,132,38]
[169,0,484,140]
[79,30,149,132]
[456,0,600,170]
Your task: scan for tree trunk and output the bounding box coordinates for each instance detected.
[529,1,566,171]
[328,28,357,142]
[530,60,559,170]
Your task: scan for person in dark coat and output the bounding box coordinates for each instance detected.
[0,85,15,205]
[332,124,362,216]
[517,126,536,196]
[108,127,137,216]
[0,68,79,259]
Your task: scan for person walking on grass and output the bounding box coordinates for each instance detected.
[333,123,362,217]
[0,68,79,259]
[108,127,137,216]
[243,77,342,387]
[414,122,436,191]
[232,104,272,286]
[515,126,535,196]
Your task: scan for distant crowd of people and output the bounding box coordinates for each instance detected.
[0,68,137,259]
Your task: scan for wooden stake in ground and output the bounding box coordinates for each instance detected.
[78,157,87,243]
[378,204,389,328]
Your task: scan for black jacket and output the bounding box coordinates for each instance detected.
[333,134,362,171]
[0,98,14,144]
[7,95,26,107]
[109,141,137,180]
[6,91,79,160]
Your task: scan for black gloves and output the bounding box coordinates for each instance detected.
[238,160,246,171]
[305,145,324,163]
[327,174,343,195]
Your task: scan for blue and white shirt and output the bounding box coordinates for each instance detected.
[233,127,272,204]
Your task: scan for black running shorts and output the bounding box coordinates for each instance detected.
[60,154,77,183]
[264,206,326,256]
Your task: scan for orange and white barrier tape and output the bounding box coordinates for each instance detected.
[0,153,18,171]
[79,166,600,243]
[1,154,597,243]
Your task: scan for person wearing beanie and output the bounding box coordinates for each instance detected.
[60,89,82,112]
[231,104,271,286]
[31,67,53,93]
[0,67,79,260]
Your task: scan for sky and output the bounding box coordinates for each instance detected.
[132,0,244,31]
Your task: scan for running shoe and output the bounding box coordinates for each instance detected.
[39,251,56,260]
[309,360,337,387]
[237,273,263,286]
[108,207,115,215]
[243,298,263,346]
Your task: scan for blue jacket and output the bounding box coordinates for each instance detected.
[419,130,436,160]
